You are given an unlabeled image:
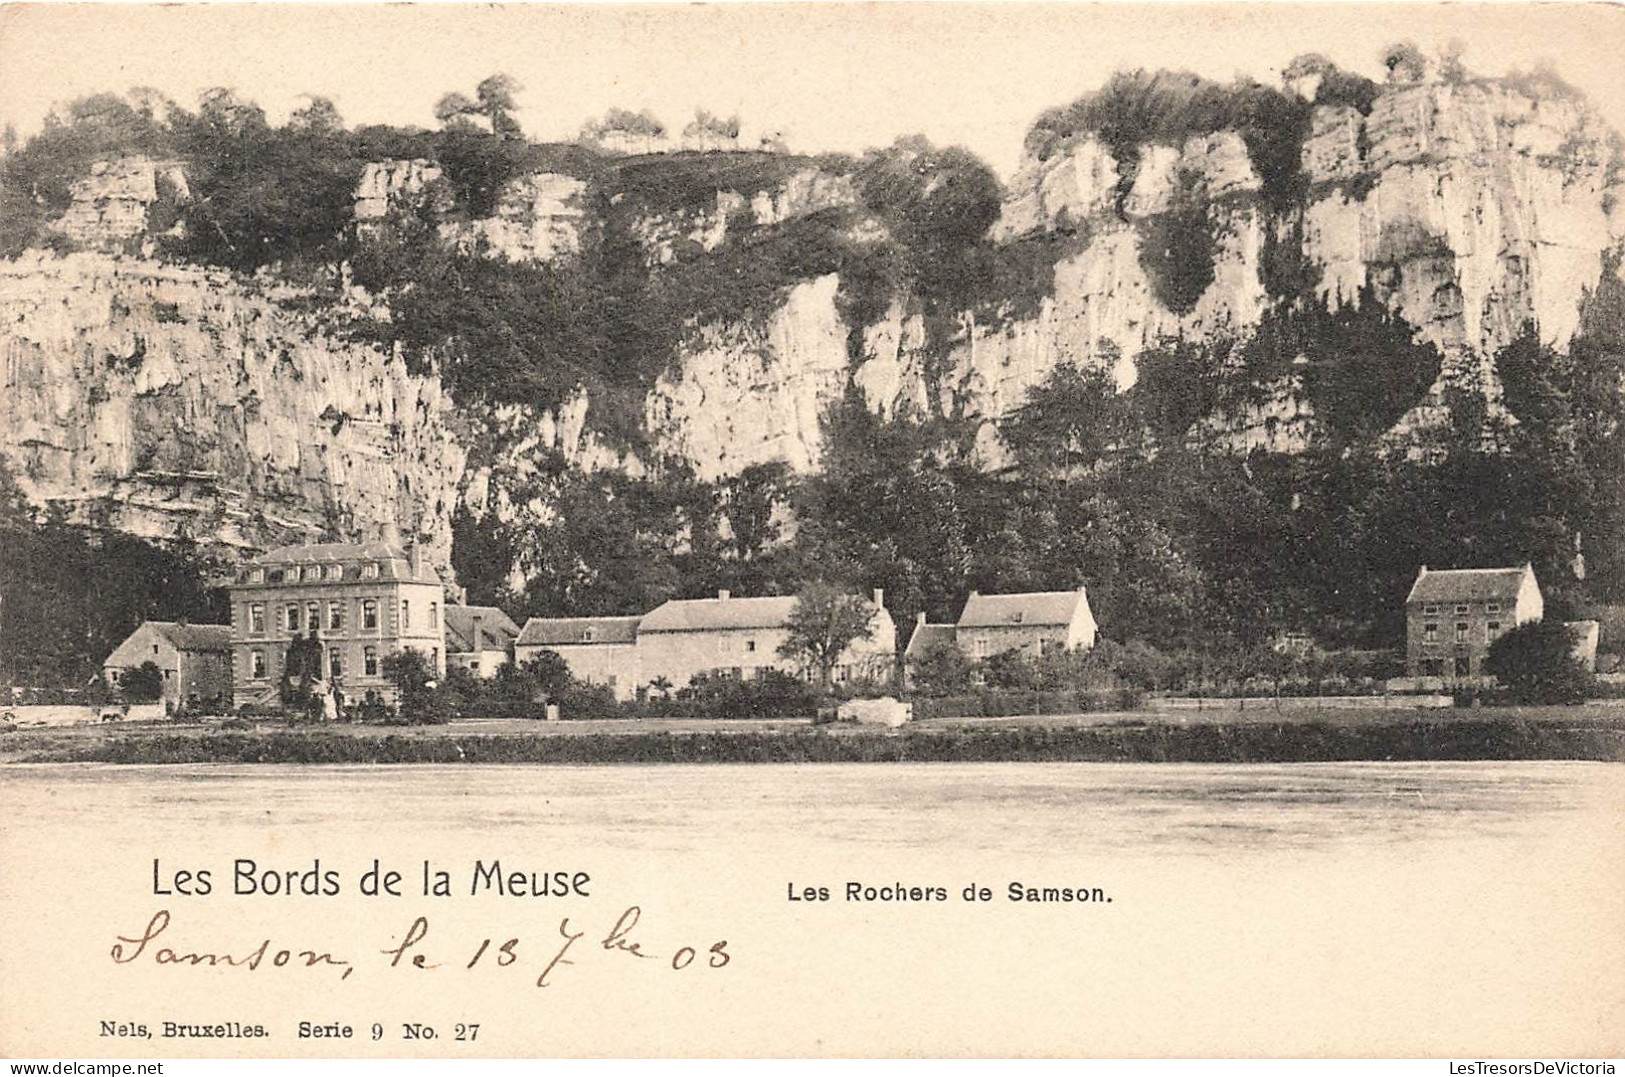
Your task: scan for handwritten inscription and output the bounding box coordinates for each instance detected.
[110,907,729,989]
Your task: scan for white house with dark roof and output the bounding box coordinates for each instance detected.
[444,605,521,678]
[953,587,1097,663]
[103,621,233,708]
[635,588,896,692]
[1405,563,1543,679]
[515,615,642,700]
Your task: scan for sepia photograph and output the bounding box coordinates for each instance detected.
[0,1,1622,1061]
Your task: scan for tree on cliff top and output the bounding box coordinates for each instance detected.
[435,73,523,137]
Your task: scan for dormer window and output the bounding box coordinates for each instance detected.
[248,567,265,584]
[300,565,315,581]
[582,627,596,643]
[361,563,379,580]
[1422,604,1440,616]
[1012,612,1024,624]
[324,564,342,581]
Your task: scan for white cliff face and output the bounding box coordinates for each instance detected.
[51,157,190,251]
[1300,82,1623,362]
[843,81,1622,465]
[908,131,1271,464]
[444,172,592,263]
[7,74,1623,582]
[645,273,851,481]
[354,159,446,231]
[0,251,465,571]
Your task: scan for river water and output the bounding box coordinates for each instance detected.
[4,758,1619,855]
[2,760,1621,1056]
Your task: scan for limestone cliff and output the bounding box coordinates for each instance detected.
[0,251,464,571]
[3,69,1622,580]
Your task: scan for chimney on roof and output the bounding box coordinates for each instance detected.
[718,589,731,601]
[873,587,885,609]
[1418,564,1428,577]
[472,613,483,651]
[380,521,403,548]
[917,611,927,627]
[409,538,424,578]
[969,590,979,599]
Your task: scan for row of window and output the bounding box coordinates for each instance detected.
[1421,621,1504,644]
[244,563,385,584]
[245,646,440,681]
[244,599,438,636]
[1420,602,1503,616]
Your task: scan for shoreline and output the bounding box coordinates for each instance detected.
[6,710,1623,766]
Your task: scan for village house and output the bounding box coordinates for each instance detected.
[227,529,445,708]
[902,613,957,688]
[514,615,642,700]
[635,589,896,691]
[1405,563,1543,680]
[102,621,232,709]
[444,605,520,678]
[953,587,1098,663]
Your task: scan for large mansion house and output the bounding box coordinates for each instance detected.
[228,534,445,707]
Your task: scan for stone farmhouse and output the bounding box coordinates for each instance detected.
[102,621,232,708]
[1405,564,1542,679]
[902,587,1098,685]
[954,588,1099,662]
[226,531,446,708]
[515,615,642,701]
[443,605,521,679]
[516,589,896,699]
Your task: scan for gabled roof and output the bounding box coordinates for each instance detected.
[1406,566,1532,606]
[958,589,1087,629]
[443,605,520,654]
[638,595,800,633]
[517,615,641,647]
[151,622,232,652]
[905,623,956,658]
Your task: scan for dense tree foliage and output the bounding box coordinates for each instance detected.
[1485,620,1593,703]
[0,467,228,688]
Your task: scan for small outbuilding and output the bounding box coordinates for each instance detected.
[102,621,232,709]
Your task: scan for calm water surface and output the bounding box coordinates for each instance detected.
[6,760,1618,856]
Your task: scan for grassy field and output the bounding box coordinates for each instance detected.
[5,703,1623,765]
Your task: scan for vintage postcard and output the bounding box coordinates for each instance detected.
[1,1,1623,1060]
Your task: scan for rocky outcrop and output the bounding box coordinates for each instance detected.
[51,157,190,252]
[444,172,591,263]
[7,71,1625,578]
[628,166,857,265]
[353,159,447,233]
[646,274,851,480]
[0,251,464,572]
[1301,81,1620,361]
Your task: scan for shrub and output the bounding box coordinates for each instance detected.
[1485,620,1595,704]
[120,661,164,702]
[661,669,822,720]
[907,637,974,696]
[1138,167,1215,315]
